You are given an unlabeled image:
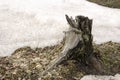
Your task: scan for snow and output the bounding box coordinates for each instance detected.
[0,0,120,79]
[81,74,120,80]
[0,0,120,56]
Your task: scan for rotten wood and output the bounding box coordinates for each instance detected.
[41,14,102,76]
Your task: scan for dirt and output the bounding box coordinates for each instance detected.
[87,0,120,8]
[0,39,120,80]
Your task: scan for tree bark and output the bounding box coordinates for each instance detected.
[41,15,103,76]
[65,15,93,62]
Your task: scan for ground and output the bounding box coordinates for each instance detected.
[0,39,120,80]
[87,0,120,8]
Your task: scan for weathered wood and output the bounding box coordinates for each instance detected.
[64,15,94,64]
[41,14,102,76]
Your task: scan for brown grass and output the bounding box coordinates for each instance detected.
[88,0,120,8]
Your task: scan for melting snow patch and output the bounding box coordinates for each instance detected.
[81,74,120,80]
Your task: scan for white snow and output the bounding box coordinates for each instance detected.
[81,74,120,80]
[0,0,120,56]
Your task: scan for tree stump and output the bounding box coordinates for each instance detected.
[41,15,103,76]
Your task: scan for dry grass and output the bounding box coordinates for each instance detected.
[0,40,120,80]
[88,0,120,8]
